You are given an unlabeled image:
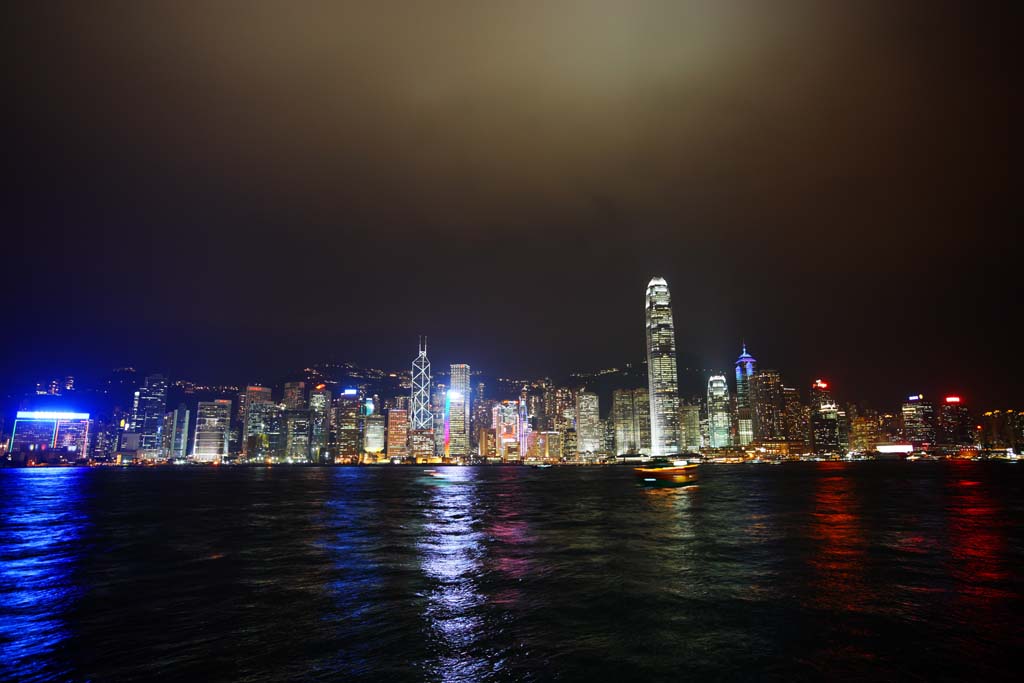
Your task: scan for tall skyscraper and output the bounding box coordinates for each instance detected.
[612,388,650,456]
[238,386,273,455]
[193,400,231,462]
[936,396,973,447]
[134,374,167,458]
[282,381,307,410]
[707,375,732,448]
[809,380,840,454]
[363,414,386,456]
[410,337,432,430]
[444,390,468,459]
[751,369,786,441]
[576,391,601,455]
[735,344,756,446]
[386,408,410,459]
[308,385,332,463]
[645,277,682,455]
[493,400,520,462]
[901,394,935,445]
[162,404,190,460]
[680,404,702,451]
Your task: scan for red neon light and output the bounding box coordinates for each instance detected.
[813,379,829,389]
[945,396,961,403]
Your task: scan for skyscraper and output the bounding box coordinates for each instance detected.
[680,404,702,451]
[751,369,786,441]
[134,373,167,458]
[734,344,756,446]
[707,375,732,448]
[162,404,190,460]
[901,394,935,445]
[936,396,973,447]
[386,408,410,459]
[193,400,231,462]
[444,390,468,459]
[645,277,682,455]
[238,385,273,455]
[410,337,432,430]
[612,387,650,456]
[309,385,332,463]
[576,391,601,455]
[282,381,306,410]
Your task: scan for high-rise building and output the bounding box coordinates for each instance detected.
[936,396,973,447]
[193,400,231,462]
[735,344,757,446]
[707,375,732,448]
[282,381,307,410]
[410,337,432,430]
[238,386,273,455]
[449,364,471,453]
[283,409,311,462]
[645,277,682,455]
[612,388,650,456]
[680,404,702,451]
[309,385,332,463]
[901,394,935,445]
[444,390,468,459]
[162,404,190,460]
[493,400,520,462]
[332,389,362,461]
[364,414,386,456]
[576,391,601,454]
[245,400,283,461]
[133,374,167,458]
[387,408,410,459]
[783,387,811,446]
[751,370,785,441]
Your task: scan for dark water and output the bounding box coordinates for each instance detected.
[1,462,1021,682]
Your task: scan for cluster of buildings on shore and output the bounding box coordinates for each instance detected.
[3,278,1021,466]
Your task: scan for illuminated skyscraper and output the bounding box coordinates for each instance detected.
[707,375,732,448]
[410,337,432,430]
[936,396,973,447]
[901,394,935,445]
[493,400,520,462]
[238,386,273,455]
[283,381,306,410]
[364,414,386,456]
[450,364,471,443]
[680,404,702,451]
[645,277,682,455]
[444,390,468,459]
[734,344,756,446]
[809,380,840,454]
[162,404,190,460]
[309,385,332,463]
[193,400,231,462]
[134,373,167,458]
[751,369,785,441]
[387,408,410,459]
[576,391,601,455]
[612,388,650,456]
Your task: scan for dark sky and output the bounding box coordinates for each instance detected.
[6,1,1016,408]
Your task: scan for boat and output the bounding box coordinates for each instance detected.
[531,463,553,469]
[634,458,699,484]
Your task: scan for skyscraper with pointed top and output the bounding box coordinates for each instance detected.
[735,343,757,446]
[411,337,432,430]
[645,277,682,455]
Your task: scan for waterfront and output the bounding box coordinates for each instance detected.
[1,462,1021,681]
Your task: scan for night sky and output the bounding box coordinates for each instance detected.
[7,2,1015,407]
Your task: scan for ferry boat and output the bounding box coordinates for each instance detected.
[634,457,699,483]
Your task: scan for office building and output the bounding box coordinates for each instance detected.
[707,375,732,448]
[645,277,682,455]
[193,400,231,462]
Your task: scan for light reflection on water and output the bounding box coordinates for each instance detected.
[417,467,490,682]
[0,469,86,682]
